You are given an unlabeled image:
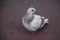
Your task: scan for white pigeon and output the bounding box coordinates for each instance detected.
[22,7,49,32]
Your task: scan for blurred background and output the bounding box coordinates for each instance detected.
[0,0,60,40]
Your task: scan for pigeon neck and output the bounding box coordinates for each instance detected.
[28,13,33,17]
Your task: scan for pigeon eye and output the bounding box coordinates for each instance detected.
[32,10,34,11]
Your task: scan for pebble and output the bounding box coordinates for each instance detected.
[24,1,28,3]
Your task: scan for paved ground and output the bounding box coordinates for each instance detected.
[0,0,60,40]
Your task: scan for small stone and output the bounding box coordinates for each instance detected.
[24,1,28,3]
[10,32,14,35]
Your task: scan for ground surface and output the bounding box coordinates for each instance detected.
[0,0,60,40]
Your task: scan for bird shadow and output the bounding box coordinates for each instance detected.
[33,23,49,33]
